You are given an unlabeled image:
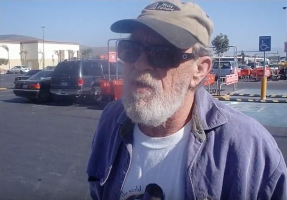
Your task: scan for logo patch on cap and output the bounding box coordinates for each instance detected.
[145,2,180,11]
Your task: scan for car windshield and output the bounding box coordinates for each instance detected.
[213,62,232,69]
[53,61,80,76]
[25,70,41,75]
[28,70,53,80]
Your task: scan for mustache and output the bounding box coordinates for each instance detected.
[124,71,159,89]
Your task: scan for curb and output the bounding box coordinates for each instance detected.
[228,93,287,98]
[215,97,287,103]
[212,95,228,98]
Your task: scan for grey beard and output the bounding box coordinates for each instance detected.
[122,76,190,127]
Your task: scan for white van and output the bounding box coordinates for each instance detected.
[212,61,239,79]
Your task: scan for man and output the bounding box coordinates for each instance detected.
[87,1,287,200]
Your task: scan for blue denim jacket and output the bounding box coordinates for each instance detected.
[87,87,287,200]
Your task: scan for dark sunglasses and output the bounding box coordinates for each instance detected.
[117,40,196,69]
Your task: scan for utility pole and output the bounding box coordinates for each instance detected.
[283,7,287,61]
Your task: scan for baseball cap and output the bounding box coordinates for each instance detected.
[110,0,213,49]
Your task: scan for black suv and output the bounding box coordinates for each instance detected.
[50,59,123,101]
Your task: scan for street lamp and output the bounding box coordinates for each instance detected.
[40,26,45,69]
[283,7,287,61]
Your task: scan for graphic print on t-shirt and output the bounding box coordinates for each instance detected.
[121,183,165,200]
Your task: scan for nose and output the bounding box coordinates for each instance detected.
[134,52,154,71]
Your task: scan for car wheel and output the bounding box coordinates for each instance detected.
[90,87,101,102]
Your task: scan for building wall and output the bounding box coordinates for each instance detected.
[0,41,80,70]
[37,42,80,69]
[20,42,38,69]
[0,42,22,69]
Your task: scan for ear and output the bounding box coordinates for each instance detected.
[191,56,212,87]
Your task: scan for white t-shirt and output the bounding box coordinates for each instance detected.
[120,121,191,200]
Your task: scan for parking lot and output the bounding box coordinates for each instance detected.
[0,75,102,200]
[1,74,287,200]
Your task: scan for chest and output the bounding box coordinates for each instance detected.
[121,145,188,200]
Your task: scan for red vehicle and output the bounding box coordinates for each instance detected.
[251,67,271,79]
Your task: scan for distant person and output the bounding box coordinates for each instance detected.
[87,1,287,199]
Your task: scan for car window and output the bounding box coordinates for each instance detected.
[82,61,103,76]
[102,61,122,75]
[213,62,232,69]
[101,61,109,75]
[231,61,238,67]
[116,62,123,75]
[25,70,41,75]
[53,61,80,76]
[28,71,53,80]
[110,63,117,75]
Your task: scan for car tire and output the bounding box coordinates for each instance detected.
[90,87,101,103]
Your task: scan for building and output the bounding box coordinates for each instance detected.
[0,39,80,70]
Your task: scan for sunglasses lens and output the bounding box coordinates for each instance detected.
[118,40,141,63]
[146,46,181,68]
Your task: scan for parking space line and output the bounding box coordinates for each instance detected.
[257,106,266,112]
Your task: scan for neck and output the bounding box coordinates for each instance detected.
[139,92,195,137]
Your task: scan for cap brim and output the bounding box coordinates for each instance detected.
[110,18,198,49]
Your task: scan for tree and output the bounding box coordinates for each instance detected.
[211,33,230,55]
[54,50,60,63]
[38,50,44,68]
[67,50,75,60]
[0,59,8,66]
[20,50,29,65]
[211,33,230,79]
[0,44,10,69]
[81,48,93,58]
[52,55,55,66]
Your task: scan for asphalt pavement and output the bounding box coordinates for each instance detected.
[0,74,287,200]
[0,85,103,200]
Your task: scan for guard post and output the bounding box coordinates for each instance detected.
[259,36,271,100]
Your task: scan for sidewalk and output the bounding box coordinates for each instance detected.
[216,88,287,103]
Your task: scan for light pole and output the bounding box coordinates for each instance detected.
[283,7,287,61]
[40,26,45,69]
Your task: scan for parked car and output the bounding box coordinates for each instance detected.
[7,65,30,74]
[238,64,252,70]
[50,59,123,102]
[14,70,42,84]
[13,70,54,102]
[251,67,272,79]
[211,61,239,79]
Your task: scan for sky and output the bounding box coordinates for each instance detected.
[0,0,287,55]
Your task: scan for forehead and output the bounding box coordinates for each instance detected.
[130,27,172,46]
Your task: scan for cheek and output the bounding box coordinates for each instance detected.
[123,63,134,77]
[156,69,176,91]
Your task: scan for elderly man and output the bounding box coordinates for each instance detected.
[87,1,287,200]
